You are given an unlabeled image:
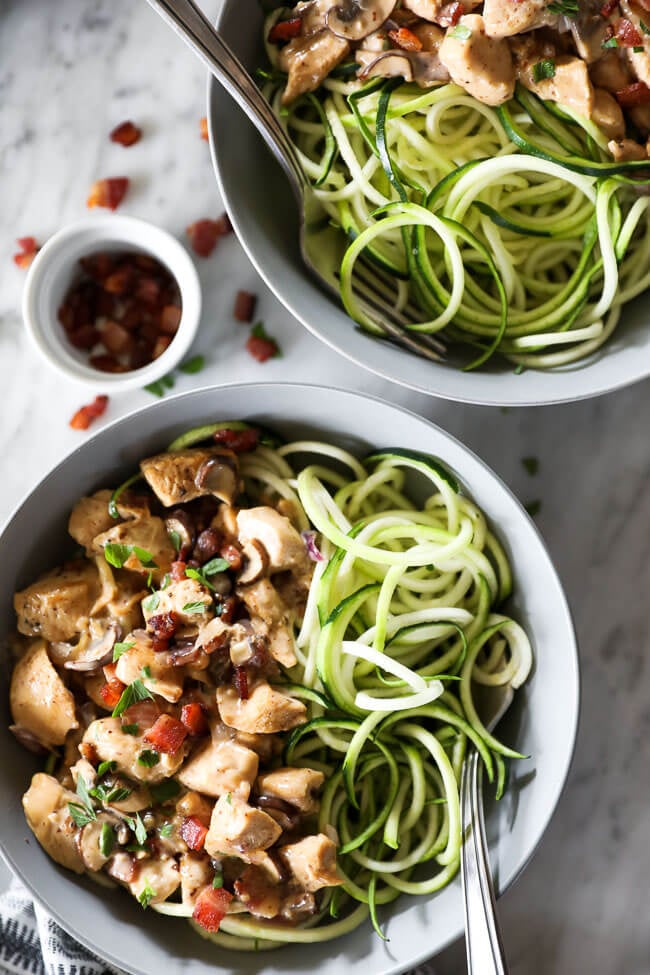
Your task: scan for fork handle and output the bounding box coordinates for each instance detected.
[460,750,510,975]
[143,0,305,191]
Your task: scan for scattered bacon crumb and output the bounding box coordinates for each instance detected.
[615,81,650,106]
[437,1,463,26]
[180,816,209,851]
[87,178,130,211]
[387,27,423,51]
[69,394,109,431]
[219,595,237,625]
[200,116,209,141]
[192,886,233,933]
[170,560,188,582]
[600,0,619,16]
[109,121,142,147]
[233,666,249,700]
[13,236,40,269]
[246,332,279,363]
[186,219,221,257]
[144,714,188,755]
[148,612,178,639]
[233,290,257,323]
[100,678,125,709]
[268,17,302,43]
[615,17,643,46]
[213,427,260,453]
[220,544,242,572]
[180,702,209,737]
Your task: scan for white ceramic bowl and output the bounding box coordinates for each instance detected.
[0,384,579,975]
[208,0,650,407]
[22,215,201,393]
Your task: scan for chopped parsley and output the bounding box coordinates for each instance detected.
[182,601,209,614]
[138,881,156,909]
[202,557,231,576]
[90,783,132,804]
[641,19,650,34]
[112,640,134,662]
[179,354,205,375]
[448,23,472,40]
[168,530,182,553]
[141,665,152,679]
[532,59,556,83]
[97,760,117,778]
[602,36,619,48]
[160,573,171,590]
[521,456,539,476]
[212,872,224,889]
[122,723,140,735]
[112,678,154,718]
[547,0,578,15]
[99,822,115,858]
[104,544,157,570]
[142,592,161,613]
[126,812,148,845]
[184,566,215,591]
[67,774,96,827]
[149,779,181,804]
[145,376,173,398]
[138,749,160,768]
[159,822,174,839]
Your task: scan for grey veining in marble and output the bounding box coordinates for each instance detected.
[1,2,649,973]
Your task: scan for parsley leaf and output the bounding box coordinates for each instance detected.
[68,803,95,828]
[112,679,154,718]
[138,881,156,909]
[142,592,161,613]
[602,36,619,48]
[99,822,115,858]
[113,641,134,662]
[521,456,539,476]
[202,557,231,576]
[145,380,167,398]
[641,19,650,34]
[76,774,96,817]
[182,601,208,614]
[91,783,132,804]
[184,566,215,591]
[212,872,224,889]
[179,354,205,375]
[141,665,152,679]
[532,59,556,83]
[525,499,542,517]
[159,822,174,839]
[149,779,181,804]
[127,812,148,845]
[122,723,140,735]
[168,530,182,553]
[138,750,160,768]
[547,0,578,15]
[448,23,472,40]
[103,543,133,569]
[97,760,117,778]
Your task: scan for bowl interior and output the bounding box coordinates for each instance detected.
[209,0,650,406]
[0,384,579,975]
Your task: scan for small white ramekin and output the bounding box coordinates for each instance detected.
[22,215,201,392]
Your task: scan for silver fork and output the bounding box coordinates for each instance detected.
[460,684,514,975]
[143,0,445,362]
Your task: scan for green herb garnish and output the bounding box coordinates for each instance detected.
[182,601,208,614]
[548,0,578,15]
[113,641,134,662]
[127,812,148,845]
[524,499,542,517]
[179,354,205,375]
[202,557,230,576]
[521,456,539,476]
[532,59,556,83]
[602,36,619,48]
[448,23,472,40]
[159,822,174,838]
[122,723,140,735]
[138,881,156,909]
[138,750,160,768]
[212,872,224,888]
[99,822,115,858]
[112,678,154,718]
[97,760,117,778]
[168,530,182,553]
[104,544,157,570]
[142,592,161,613]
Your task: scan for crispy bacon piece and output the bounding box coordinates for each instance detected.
[192,886,233,933]
[171,560,188,582]
[123,699,160,730]
[219,595,237,625]
[220,544,242,572]
[87,178,129,211]
[212,427,260,453]
[186,219,221,257]
[437,1,463,26]
[246,333,278,363]
[200,116,209,141]
[600,0,618,16]
[13,236,39,269]
[388,27,423,51]
[180,702,209,736]
[102,320,134,355]
[233,290,257,323]
[144,714,188,755]
[180,816,209,851]
[89,354,129,373]
[68,325,100,350]
[69,394,109,431]
[233,666,249,700]
[268,17,302,43]
[149,612,178,639]
[100,678,125,709]
[615,17,643,45]
[109,121,142,147]
[615,81,650,106]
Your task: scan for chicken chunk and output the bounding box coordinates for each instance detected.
[519,54,595,120]
[589,51,633,94]
[439,15,515,106]
[236,579,297,667]
[608,137,648,161]
[278,834,343,892]
[93,517,174,582]
[217,681,307,736]
[128,857,181,905]
[140,447,239,507]
[280,29,350,105]
[482,0,557,38]
[143,578,214,633]
[234,863,282,919]
[14,561,100,643]
[256,767,325,814]
[83,718,188,783]
[22,773,85,874]
[204,794,282,863]
[180,852,214,907]
[10,641,79,748]
[114,632,184,703]
[178,739,259,799]
[68,491,116,552]
[592,88,625,141]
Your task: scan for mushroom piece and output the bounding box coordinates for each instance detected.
[194,455,239,505]
[238,540,270,585]
[164,509,195,555]
[76,814,118,871]
[62,624,119,673]
[357,49,415,82]
[326,0,397,41]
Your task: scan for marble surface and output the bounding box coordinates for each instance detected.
[1,1,649,972]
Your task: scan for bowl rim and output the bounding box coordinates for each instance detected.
[0,382,581,973]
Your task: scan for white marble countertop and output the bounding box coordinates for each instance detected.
[1,2,649,972]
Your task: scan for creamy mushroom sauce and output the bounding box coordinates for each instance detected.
[271,0,650,160]
[9,427,343,931]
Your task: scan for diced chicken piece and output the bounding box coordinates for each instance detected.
[14,561,100,643]
[589,51,633,94]
[22,773,85,874]
[217,681,307,736]
[211,718,275,764]
[69,758,97,790]
[76,814,116,871]
[278,834,343,892]
[626,46,650,87]
[93,517,174,582]
[608,137,648,160]
[178,739,259,799]
[140,447,240,508]
[482,0,557,38]
[83,718,188,783]
[621,0,650,85]
[280,29,350,104]
[176,790,214,823]
[180,852,214,907]
[236,579,297,667]
[204,794,282,864]
[592,88,625,140]
[105,575,149,635]
[10,641,79,748]
[68,491,116,552]
[630,102,650,136]
[237,507,312,576]
[114,632,184,703]
[439,15,515,106]
[234,863,282,919]
[128,857,181,905]
[143,578,213,633]
[522,54,594,119]
[256,767,324,814]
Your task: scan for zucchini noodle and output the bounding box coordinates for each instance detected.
[262,60,650,370]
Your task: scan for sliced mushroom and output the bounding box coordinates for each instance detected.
[357,49,414,82]
[410,51,450,86]
[164,509,195,555]
[76,814,118,871]
[63,625,119,672]
[194,454,239,504]
[238,540,271,585]
[327,0,397,41]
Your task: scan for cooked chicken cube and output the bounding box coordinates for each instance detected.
[204,794,282,863]
[403,0,481,17]
[114,632,184,703]
[520,55,595,120]
[280,30,350,104]
[14,561,100,643]
[93,517,174,582]
[176,790,214,823]
[589,51,633,94]
[178,739,259,799]
[128,857,181,905]
[256,767,325,814]
[140,447,240,507]
[83,718,188,783]
[278,834,343,892]
[22,774,85,874]
[439,15,515,106]
[143,577,213,632]
[236,579,297,667]
[591,89,625,141]
[482,0,557,38]
[180,852,214,907]
[608,137,648,161]
[10,641,79,747]
[68,491,116,552]
[217,681,307,735]
[234,863,282,919]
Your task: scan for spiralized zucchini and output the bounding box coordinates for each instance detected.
[262,64,650,370]
[187,431,532,946]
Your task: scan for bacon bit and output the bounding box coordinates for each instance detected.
[615,81,650,106]
[437,1,463,26]
[213,427,260,453]
[69,394,109,431]
[109,121,142,147]
[144,714,188,755]
[148,612,178,639]
[152,335,173,359]
[615,17,643,45]
[192,886,233,933]
[200,116,209,141]
[268,16,302,43]
[220,544,242,572]
[246,333,279,363]
[171,560,188,582]
[100,678,125,709]
[103,662,119,682]
[233,666,249,700]
[180,702,209,736]
[13,236,39,269]
[233,290,257,323]
[79,252,114,282]
[186,219,221,258]
[387,27,423,51]
[600,0,619,16]
[180,815,209,851]
[123,700,160,730]
[87,177,129,211]
[151,636,170,654]
[79,741,98,764]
